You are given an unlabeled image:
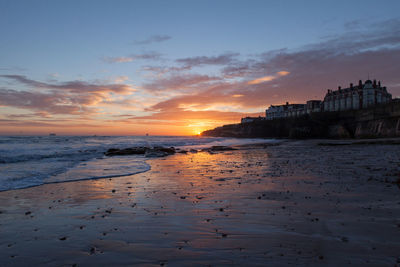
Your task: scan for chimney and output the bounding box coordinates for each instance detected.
[359,80,362,88]
[286,102,289,105]
[373,79,377,88]
[378,81,381,87]
[338,86,341,91]
[350,83,353,89]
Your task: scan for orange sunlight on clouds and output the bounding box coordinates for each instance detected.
[248,71,290,85]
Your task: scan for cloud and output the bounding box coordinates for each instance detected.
[0,118,102,128]
[248,71,290,85]
[104,57,134,63]
[247,75,275,85]
[114,76,129,83]
[133,35,171,45]
[141,52,241,77]
[221,61,254,78]
[152,48,400,113]
[103,51,162,63]
[3,19,400,134]
[0,89,93,114]
[141,19,400,118]
[141,65,192,75]
[0,119,61,128]
[277,71,290,76]
[135,109,262,121]
[0,75,134,94]
[116,109,264,129]
[176,52,239,67]
[5,112,53,119]
[142,74,221,92]
[0,75,136,115]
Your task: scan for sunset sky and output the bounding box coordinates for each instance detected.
[1,0,400,136]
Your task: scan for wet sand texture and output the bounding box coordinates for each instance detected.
[0,140,400,266]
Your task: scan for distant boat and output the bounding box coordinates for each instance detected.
[146,133,149,136]
[49,133,56,136]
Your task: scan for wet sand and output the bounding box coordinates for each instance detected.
[1,140,400,266]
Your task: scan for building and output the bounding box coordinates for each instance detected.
[265,104,286,120]
[241,116,265,123]
[323,79,392,112]
[265,102,306,120]
[306,100,322,114]
[248,78,393,122]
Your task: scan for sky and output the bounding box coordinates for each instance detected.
[0,0,400,136]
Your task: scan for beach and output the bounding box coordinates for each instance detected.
[1,140,400,266]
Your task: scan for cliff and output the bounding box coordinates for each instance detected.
[202,100,400,139]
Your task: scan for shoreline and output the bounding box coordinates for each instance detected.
[3,137,399,193]
[1,140,399,265]
[0,138,279,193]
[0,167,151,194]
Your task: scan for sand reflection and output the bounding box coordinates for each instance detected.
[1,143,400,266]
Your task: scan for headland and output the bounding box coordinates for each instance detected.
[202,79,400,139]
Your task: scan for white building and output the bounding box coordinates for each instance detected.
[323,79,392,112]
[265,102,306,120]
[261,79,392,122]
[265,104,286,120]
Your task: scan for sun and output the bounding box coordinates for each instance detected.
[193,130,202,135]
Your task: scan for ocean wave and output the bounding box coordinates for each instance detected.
[0,155,150,192]
[0,136,273,192]
[0,162,150,192]
[0,150,100,164]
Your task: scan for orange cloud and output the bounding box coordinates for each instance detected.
[248,75,275,85]
[0,75,137,116]
[277,71,290,76]
[247,71,290,85]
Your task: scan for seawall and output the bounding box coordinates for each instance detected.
[202,100,400,139]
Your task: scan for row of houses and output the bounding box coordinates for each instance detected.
[323,79,391,111]
[241,79,393,123]
[265,101,323,120]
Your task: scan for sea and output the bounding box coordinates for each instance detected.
[0,135,270,192]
